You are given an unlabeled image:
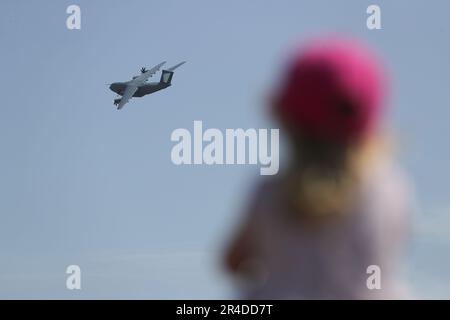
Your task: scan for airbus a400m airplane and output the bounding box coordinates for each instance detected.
[109,61,186,110]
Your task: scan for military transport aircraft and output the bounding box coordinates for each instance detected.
[109,61,186,110]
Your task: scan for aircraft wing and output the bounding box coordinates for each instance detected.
[117,85,138,110]
[134,61,166,83]
[166,61,186,71]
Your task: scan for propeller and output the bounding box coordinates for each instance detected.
[141,67,147,74]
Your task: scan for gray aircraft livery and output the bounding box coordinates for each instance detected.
[109,61,186,110]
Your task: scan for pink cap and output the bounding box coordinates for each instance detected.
[273,37,387,142]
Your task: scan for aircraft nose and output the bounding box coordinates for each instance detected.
[109,83,118,91]
[109,82,126,95]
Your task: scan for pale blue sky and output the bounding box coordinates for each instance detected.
[0,0,450,298]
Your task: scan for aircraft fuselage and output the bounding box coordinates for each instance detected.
[109,81,171,98]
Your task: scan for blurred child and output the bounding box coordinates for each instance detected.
[223,37,414,299]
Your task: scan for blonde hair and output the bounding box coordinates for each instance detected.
[283,133,388,220]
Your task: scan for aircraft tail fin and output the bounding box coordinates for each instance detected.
[160,70,174,85]
[159,61,186,85]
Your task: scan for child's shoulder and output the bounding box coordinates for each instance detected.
[365,159,414,201]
